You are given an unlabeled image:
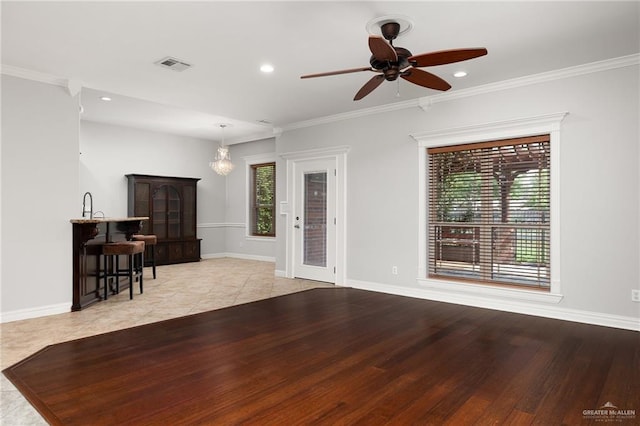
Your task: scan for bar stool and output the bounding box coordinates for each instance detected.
[132,234,157,279]
[102,240,145,300]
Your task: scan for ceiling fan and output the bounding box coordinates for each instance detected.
[301,21,488,101]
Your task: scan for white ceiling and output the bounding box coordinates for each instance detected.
[2,1,638,143]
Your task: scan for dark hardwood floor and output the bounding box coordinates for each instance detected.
[3,288,639,425]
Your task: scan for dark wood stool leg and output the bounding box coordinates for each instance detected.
[132,235,157,280]
[114,255,121,294]
[128,254,134,300]
[101,255,108,301]
[151,246,156,279]
[139,252,144,294]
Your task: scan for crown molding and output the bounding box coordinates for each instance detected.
[227,127,281,145]
[281,98,419,132]
[5,53,637,132]
[283,54,639,131]
[1,64,85,96]
[1,64,67,86]
[421,53,640,109]
[280,144,350,160]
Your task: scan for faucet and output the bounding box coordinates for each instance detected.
[82,192,93,219]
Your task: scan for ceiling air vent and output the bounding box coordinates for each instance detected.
[154,56,192,72]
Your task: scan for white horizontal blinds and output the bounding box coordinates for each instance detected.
[428,135,551,289]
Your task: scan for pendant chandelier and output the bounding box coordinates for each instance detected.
[210,124,234,176]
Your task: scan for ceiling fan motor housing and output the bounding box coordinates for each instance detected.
[369,46,412,80]
[380,22,401,41]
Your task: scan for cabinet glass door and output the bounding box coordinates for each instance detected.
[152,185,181,239]
[167,186,181,239]
[153,186,167,239]
[183,185,195,238]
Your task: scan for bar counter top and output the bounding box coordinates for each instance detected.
[71,216,149,310]
[70,216,149,224]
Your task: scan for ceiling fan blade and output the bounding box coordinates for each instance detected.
[354,74,385,101]
[409,48,488,67]
[301,67,373,79]
[369,36,397,62]
[401,68,451,91]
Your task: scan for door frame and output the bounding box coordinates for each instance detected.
[281,145,349,285]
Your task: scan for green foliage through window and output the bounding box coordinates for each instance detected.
[251,162,275,236]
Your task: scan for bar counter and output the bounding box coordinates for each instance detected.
[71,217,148,311]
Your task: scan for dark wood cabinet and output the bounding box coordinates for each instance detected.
[126,174,201,265]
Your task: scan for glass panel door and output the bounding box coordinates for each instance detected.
[303,172,327,267]
[293,158,335,283]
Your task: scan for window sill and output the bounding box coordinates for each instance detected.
[417,277,563,304]
[245,235,276,242]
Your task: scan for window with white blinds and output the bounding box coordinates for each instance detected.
[428,135,551,289]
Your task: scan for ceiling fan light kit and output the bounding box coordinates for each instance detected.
[301,17,487,101]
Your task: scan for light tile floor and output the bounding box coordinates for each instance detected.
[0,258,333,425]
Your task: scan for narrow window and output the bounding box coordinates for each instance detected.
[250,162,276,237]
[428,135,550,289]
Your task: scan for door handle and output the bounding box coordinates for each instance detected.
[294,224,300,229]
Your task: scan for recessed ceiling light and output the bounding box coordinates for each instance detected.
[453,71,468,78]
[260,64,274,73]
[100,96,112,101]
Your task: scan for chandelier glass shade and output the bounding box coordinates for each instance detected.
[210,124,234,176]
[210,146,234,176]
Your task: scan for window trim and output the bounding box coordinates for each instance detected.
[412,112,567,303]
[244,153,276,239]
[428,135,551,288]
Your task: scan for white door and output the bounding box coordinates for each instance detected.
[293,158,336,283]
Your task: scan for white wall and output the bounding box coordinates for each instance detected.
[80,120,228,256]
[1,111,278,320]
[1,75,79,318]
[276,64,640,328]
[224,139,276,261]
[2,63,638,329]
[80,120,277,261]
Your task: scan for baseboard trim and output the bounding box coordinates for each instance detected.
[8,274,633,331]
[201,252,275,263]
[347,279,639,331]
[1,302,70,324]
[274,270,287,278]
